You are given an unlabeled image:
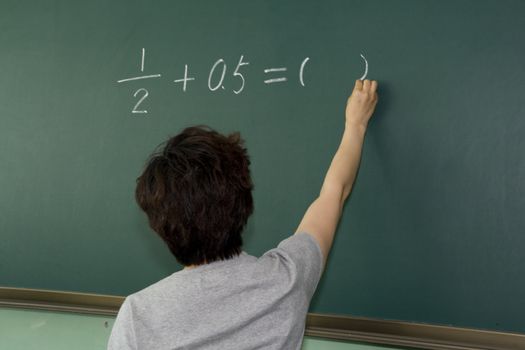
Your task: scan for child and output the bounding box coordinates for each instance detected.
[108,79,378,349]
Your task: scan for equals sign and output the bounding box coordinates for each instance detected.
[264,67,287,84]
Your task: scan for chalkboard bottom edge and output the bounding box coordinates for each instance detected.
[1,287,524,350]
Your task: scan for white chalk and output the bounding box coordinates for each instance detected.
[233,55,249,94]
[174,64,195,92]
[264,77,287,84]
[132,88,149,114]
[264,67,287,73]
[359,53,368,80]
[141,48,145,72]
[208,59,226,91]
[299,57,310,87]
[117,74,161,83]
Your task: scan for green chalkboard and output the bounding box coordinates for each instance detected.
[1,0,524,334]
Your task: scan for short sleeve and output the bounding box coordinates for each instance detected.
[107,297,137,350]
[265,232,324,300]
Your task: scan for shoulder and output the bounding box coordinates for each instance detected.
[127,272,181,305]
[257,233,324,298]
[262,233,323,269]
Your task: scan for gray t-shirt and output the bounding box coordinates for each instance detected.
[108,233,324,350]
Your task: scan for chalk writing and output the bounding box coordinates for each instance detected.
[208,59,227,91]
[117,49,369,115]
[174,64,195,92]
[299,57,310,87]
[264,67,288,84]
[233,55,249,94]
[117,48,160,115]
[359,53,368,81]
[117,48,161,83]
[132,88,149,114]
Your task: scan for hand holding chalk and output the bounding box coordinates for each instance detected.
[359,54,368,80]
[345,79,378,131]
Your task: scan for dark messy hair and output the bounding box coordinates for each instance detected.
[135,125,254,266]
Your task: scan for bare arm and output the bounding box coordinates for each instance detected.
[296,79,378,265]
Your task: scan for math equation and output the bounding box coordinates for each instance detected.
[116,48,368,115]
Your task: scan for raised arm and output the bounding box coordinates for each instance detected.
[296,79,378,264]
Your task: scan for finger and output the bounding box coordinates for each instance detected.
[363,79,370,91]
[370,80,378,93]
[354,79,363,91]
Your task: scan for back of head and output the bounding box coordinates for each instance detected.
[135,125,254,266]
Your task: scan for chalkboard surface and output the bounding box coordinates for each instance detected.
[1,0,524,333]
